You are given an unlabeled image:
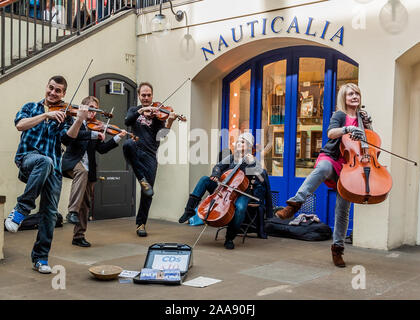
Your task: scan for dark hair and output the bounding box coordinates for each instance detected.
[48,75,67,91]
[138,82,153,94]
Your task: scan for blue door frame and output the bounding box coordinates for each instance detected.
[221,45,358,234]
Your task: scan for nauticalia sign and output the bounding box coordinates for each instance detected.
[201,16,344,61]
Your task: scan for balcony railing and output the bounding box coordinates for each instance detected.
[0,0,136,75]
[138,0,168,8]
[0,0,179,75]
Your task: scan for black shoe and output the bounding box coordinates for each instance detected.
[136,224,147,237]
[224,239,235,250]
[72,238,91,247]
[66,212,80,224]
[178,210,196,224]
[140,178,154,197]
[178,194,201,223]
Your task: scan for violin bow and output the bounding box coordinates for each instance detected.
[358,108,417,166]
[102,107,114,136]
[153,77,191,118]
[159,77,190,106]
[215,181,260,201]
[64,59,93,115]
[360,139,417,166]
[56,59,93,132]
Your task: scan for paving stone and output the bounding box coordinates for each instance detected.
[2,218,420,300]
[51,243,149,265]
[239,261,333,285]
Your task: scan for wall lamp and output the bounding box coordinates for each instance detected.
[379,0,408,34]
[151,0,185,35]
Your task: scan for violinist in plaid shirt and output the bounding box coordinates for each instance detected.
[4,75,89,274]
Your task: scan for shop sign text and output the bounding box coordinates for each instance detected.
[202,16,344,61]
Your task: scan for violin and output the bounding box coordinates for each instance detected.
[86,118,139,141]
[337,110,393,204]
[151,102,187,122]
[47,102,113,118]
[197,158,259,228]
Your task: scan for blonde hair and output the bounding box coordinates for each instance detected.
[81,96,99,108]
[336,83,361,113]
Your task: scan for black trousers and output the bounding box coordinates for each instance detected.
[123,139,158,226]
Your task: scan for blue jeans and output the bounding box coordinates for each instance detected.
[192,176,250,240]
[15,152,62,263]
[288,160,350,247]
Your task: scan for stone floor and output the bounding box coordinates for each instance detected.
[1,217,420,300]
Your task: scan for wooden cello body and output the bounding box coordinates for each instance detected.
[337,112,392,204]
[197,163,249,228]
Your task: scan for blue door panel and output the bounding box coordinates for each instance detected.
[222,46,358,233]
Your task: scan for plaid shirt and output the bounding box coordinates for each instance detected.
[14,100,73,174]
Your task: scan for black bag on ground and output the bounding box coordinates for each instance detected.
[264,216,332,241]
[19,212,63,231]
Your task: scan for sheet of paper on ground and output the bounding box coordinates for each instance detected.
[182,276,222,288]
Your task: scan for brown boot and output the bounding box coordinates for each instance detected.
[331,244,346,267]
[274,201,302,219]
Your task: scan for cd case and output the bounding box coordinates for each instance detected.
[133,268,182,285]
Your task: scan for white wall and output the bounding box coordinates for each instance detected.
[411,62,420,245]
[0,17,66,67]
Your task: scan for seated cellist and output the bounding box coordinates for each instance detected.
[178,132,266,250]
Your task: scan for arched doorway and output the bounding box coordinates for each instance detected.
[222,45,359,232]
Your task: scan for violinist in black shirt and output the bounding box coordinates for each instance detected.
[123,82,177,237]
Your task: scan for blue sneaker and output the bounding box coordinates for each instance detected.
[32,260,52,274]
[4,210,25,233]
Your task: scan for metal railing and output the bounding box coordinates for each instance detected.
[138,0,168,9]
[0,0,175,75]
[0,0,136,75]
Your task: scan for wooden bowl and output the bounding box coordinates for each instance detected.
[89,265,123,280]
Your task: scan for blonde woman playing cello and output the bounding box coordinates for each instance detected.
[275,83,372,267]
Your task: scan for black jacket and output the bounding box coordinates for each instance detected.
[61,123,119,182]
[320,110,347,161]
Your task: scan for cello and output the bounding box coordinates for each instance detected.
[197,158,259,228]
[337,110,393,204]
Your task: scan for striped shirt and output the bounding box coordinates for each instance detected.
[14,100,73,174]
